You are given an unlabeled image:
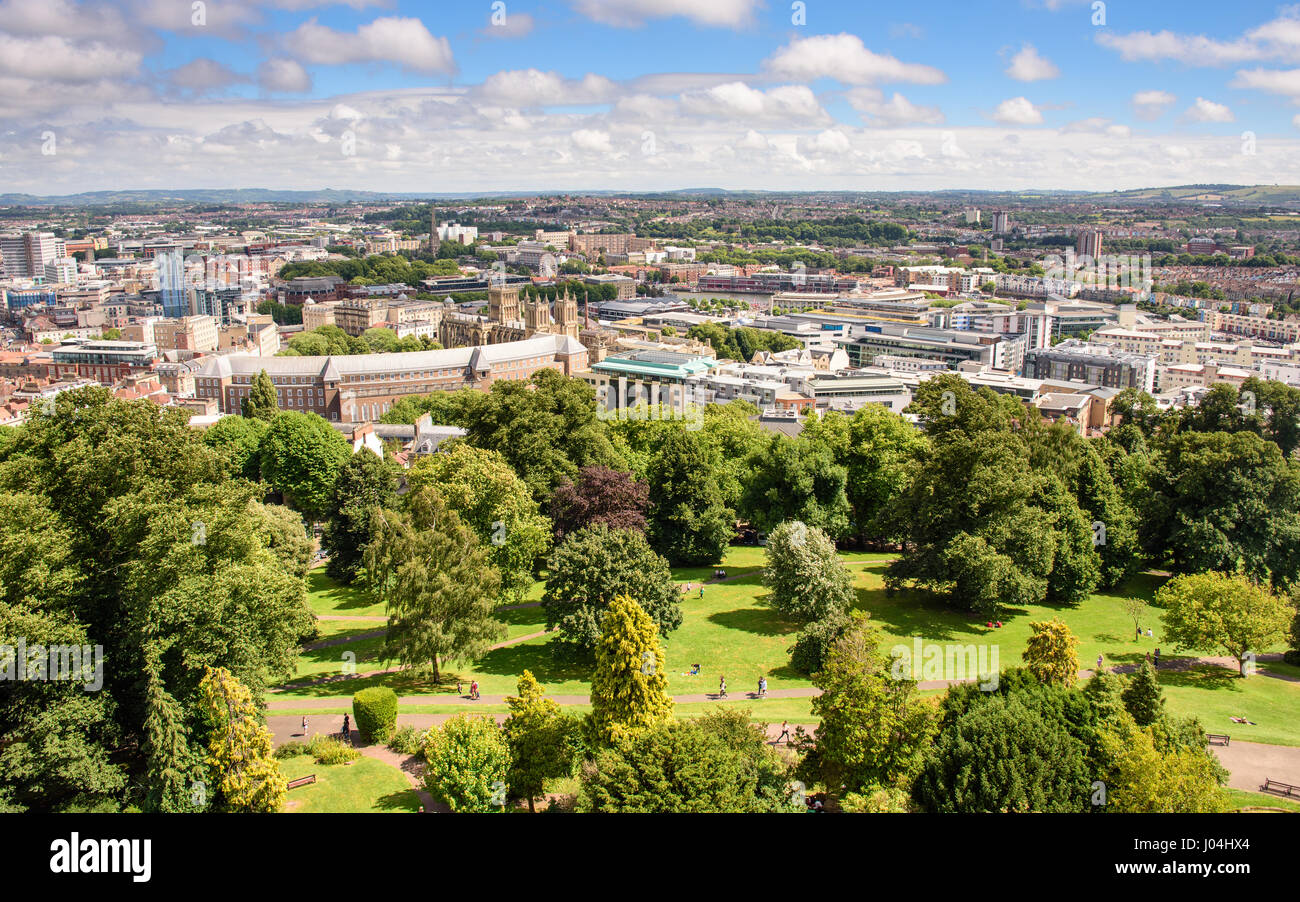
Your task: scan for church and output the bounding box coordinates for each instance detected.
[439,281,611,362]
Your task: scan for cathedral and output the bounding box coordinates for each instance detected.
[439,282,610,362]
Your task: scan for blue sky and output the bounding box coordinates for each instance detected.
[3,0,1300,194]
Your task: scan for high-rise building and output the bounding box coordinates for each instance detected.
[156,249,188,318]
[0,231,67,278]
[1076,230,1104,259]
[991,211,1011,235]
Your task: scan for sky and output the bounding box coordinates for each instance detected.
[4,0,1300,195]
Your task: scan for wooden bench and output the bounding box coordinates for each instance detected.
[1206,733,1231,746]
[286,774,317,790]
[1262,778,1300,799]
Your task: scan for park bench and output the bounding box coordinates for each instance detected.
[286,774,317,790]
[1206,733,1231,746]
[1262,778,1300,799]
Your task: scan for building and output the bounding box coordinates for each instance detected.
[584,348,717,417]
[1076,230,1104,260]
[583,273,637,300]
[840,323,1027,372]
[153,315,219,353]
[334,297,389,336]
[1022,341,1156,393]
[992,211,1011,235]
[193,332,590,422]
[48,339,158,384]
[1,232,67,278]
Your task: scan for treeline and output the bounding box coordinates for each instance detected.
[279,324,441,357]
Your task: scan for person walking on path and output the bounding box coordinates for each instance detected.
[699,587,704,599]
[1154,648,1160,668]
[470,680,479,700]
[341,713,351,745]
[776,721,791,745]
[301,715,309,738]
[1096,654,1103,672]
[758,676,767,698]
[718,675,727,699]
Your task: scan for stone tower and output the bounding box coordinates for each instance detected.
[554,287,579,338]
[523,291,552,333]
[488,281,520,324]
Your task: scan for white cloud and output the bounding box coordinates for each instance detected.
[679,82,829,124]
[0,33,141,82]
[1005,44,1060,81]
[570,128,613,153]
[284,17,454,74]
[258,59,313,94]
[482,11,535,38]
[1185,97,1235,122]
[1132,89,1176,120]
[992,96,1043,125]
[1062,117,1130,137]
[474,70,619,107]
[764,33,946,85]
[1231,67,1300,98]
[847,87,943,125]
[798,129,853,156]
[569,0,759,28]
[166,59,246,93]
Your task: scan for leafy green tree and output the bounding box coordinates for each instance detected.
[423,714,511,812]
[196,666,285,813]
[914,694,1090,813]
[1096,715,1228,812]
[1022,619,1081,688]
[407,443,551,604]
[323,450,400,583]
[503,670,580,812]
[645,429,734,566]
[587,595,674,746]
[541,524,681,651]
[787,612,852,676]
[762,520,855,623]
[1074,441,1142,588]
[258,411,352,521]
[1155,571,1294,676]
[365,488,505,682]
[1241,376,1300,457]
[240,369,279,421]
[741,436,851,538]
[201,415,268,481]
[798,614,934,798]
[1122,660,1165,726]
[1141,430,1300,586]
[576,711,787,813]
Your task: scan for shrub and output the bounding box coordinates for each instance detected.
[788,613,851,675]
[307,735,360,765]
[274,741,308,759]
[387,725,426,756]
[352,687,399,744]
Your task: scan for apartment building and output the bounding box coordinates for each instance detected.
[48,339,158,384]
[153,315,219,353]
[1022,340,1156,393]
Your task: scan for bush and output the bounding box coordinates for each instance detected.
[307,735,360,765]
[274,741,307,759]
[388,725,426,756]
[788,613,851,675]
[352,687,399,744]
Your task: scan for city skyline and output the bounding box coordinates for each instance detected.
[4,0,1300,195]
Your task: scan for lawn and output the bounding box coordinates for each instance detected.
[283,551,1297,750]
[277,755,421,813]
[1222,788,1300,812]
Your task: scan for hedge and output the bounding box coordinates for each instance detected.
[352,687,399,743]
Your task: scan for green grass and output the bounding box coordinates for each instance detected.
[306,567,386,618]
[277,755,421,813]
[1161,664,1300,747]
[1222,788,1300,812]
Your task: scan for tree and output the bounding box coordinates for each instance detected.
[762,521,855,623]
[575,712,788,813]
[542,525,682,651]
[423,714,511,812]
[587,595,674,746]
[1074,441,1142,588]
[1141,431,1300,587]
[1022,619,1081,688]
[240,369,279,421]
[258,411,352,521]
[645,429,735,566]
[550,465,649,540]
[1096,715,1228,812]
[1122,660,1165,726]
[741,436,851,538]
[1155,572,1293,676]
[503,670,579,812]
[323,450,400,583]
[914,694,1090,813]
[406,443,551,604]
[798,614,935,798]
[201,415,268,481]
[196,666,285,813]
[364,488,505,682]
[1122,596,1149,640]
[787,612,852,676]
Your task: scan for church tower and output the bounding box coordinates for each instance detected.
[554,287,579,338]
[523,291,551,333]
[488,281,520,324]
